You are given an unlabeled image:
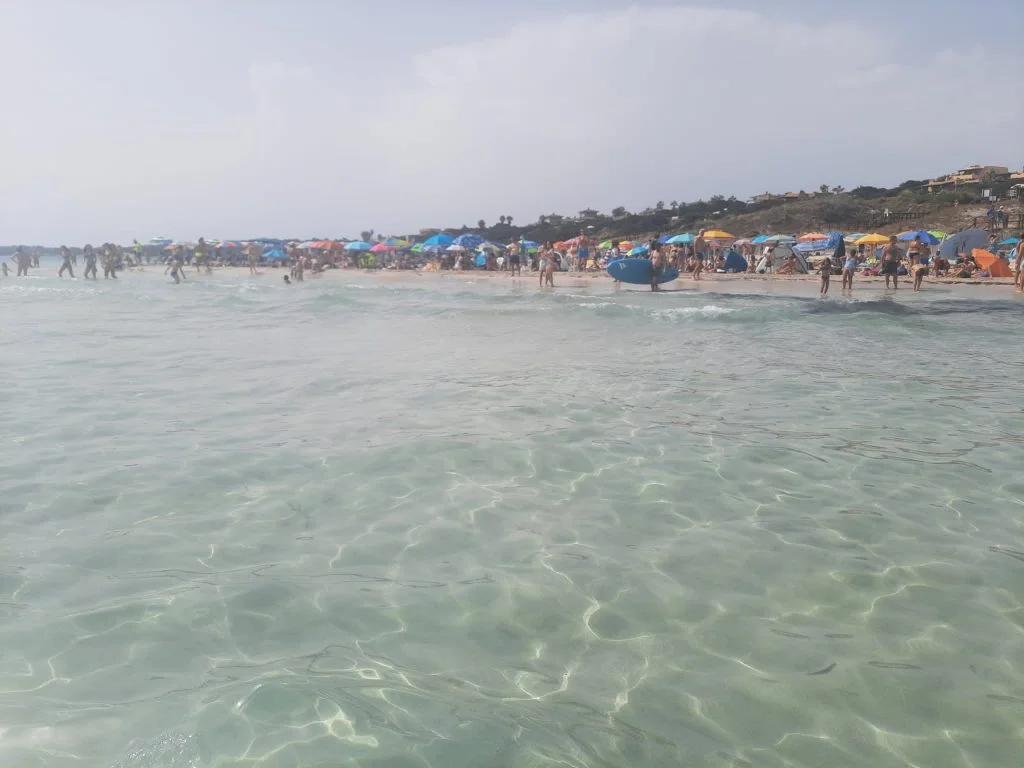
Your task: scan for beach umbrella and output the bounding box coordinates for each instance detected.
[520,240,540,249]
[855,233,890,245]
[667,233,694,244]
[385,237,411,247]
[897,230,940,245]
[345,241,373,251]
[297,240,318,249]
[263,249,287,261]
[478,241,504,251]
[597,240,614,249]
[370,243,396,253]
[844,233,866,242]
[998,237,1020,246]
[453,234,485,249]
[798,232,828,242]
[928,230,948,241]
[618,241,635,250]
[628,245,649,256]
[422,233,454,248]
[445,244,467,252]
[410,243,425,253]
[703,229,735,240]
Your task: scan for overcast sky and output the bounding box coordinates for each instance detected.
[2,0,1022,243]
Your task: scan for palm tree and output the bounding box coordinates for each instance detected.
[359,229,374,242]
[655,200,665,211]
[819,184,830,195]
[477,219,486,230]
[670,200,679,209]
[831,185,846,195]
[499,215,506,226]
[506,215,514,226]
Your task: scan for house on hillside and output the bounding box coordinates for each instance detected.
[926,165,1011,191]
[751,191,813,204]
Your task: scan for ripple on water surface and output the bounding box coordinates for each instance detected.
[1,272,1023,767]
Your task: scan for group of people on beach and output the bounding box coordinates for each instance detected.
[6,229,1024,296]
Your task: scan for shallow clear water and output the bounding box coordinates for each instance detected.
[2,268,1023,767]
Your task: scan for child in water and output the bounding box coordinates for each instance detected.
[819,256,832,296]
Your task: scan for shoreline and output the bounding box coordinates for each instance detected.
[191,265,1021,298]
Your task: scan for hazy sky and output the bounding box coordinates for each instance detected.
[2,0,1022,243]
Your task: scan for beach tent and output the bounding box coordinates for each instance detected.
[756,243,809,274]
[939,229,988,262]
[722,250,748,273]
[972,249,1013,277]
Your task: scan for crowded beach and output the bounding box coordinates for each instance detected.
[5,226,1023,293]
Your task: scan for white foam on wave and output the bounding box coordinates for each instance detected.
[650,304,735,319]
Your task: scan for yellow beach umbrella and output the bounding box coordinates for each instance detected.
[703,229,735,240]
[855,233,890,245]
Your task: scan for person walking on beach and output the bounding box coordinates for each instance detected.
[1012,245,1023,291]
[1,261,7,277]
[818,255,832,296]
[82,245,98,279]
[58,245,74,278]
[881,235,901,289]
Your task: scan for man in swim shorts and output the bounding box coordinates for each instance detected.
[881,235,901,289]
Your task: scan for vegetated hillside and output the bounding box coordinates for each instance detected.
[432,181,1023,246]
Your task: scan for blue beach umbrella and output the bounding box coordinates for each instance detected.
[628,245,649,256]
[453,234,485,250]
[263,249,287,260]
[345,241,373,251]
[998,237,1021,246]
[422,233,454,248]
[897,230,940,246]
[667,233,694,244]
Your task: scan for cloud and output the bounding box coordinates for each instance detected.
[2,5,1022,242]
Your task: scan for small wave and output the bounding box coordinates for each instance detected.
[805,298,1021,317]
[650,305,735,319]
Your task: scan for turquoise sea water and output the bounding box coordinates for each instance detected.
[1,268,1023,767]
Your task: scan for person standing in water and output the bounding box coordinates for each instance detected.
[58,245,74,277]
[102,245,118,279]
[818,255,832,295]
[165,253,186,283]
[247,242,261,275]
[82,245,98,279]
[540,243,555,287]
[133,239,144,267]
[910,235,930,292]
[649,241,664,291]
[12,247,32,276]
[881,235,901,289]
[841,247,857,290]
